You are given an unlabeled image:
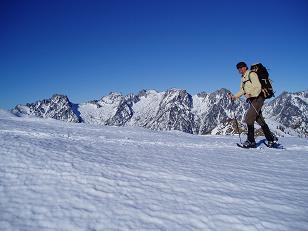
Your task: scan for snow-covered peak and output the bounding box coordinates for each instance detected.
[161,88,193,108]
[50,94,70,102]
[100,92,124,104]
[165,88,188,95]
[137,89,160,98]
[292,90,308,104]
[196,91,209,98]
[211,88,231,97]
[10,89,308,137]
[11,94,81,123]
[129,90,164,127]
[271,90,308,104]
[263,90,308,137]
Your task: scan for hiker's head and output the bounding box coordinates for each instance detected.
[236,62,248,74]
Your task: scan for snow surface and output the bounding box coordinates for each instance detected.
[1,109,308,230]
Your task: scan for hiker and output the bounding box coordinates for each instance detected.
[229,61,277,148]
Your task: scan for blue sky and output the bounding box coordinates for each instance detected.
[1,0,307,109]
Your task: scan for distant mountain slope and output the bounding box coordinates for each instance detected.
[263,91,308,137]
[12,94,81,123]
[11,89,308,137]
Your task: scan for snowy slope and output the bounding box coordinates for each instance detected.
[1,109,308,230]
[78,92,129,125]
[11,89,308,137]
[128,90,164,127]
[13,94,81,123]
[263,91,308,137]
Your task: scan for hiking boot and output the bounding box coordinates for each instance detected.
[242,140,257,148]
[267,140,278,148]
[267,133,278,148]
[247,125,255,142]
[262,124,277,142]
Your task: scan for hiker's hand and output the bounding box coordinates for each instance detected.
[227,93,236,101]
[231,95,237,100]
[245,93,252,98]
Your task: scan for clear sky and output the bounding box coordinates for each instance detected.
[1,0,307,109]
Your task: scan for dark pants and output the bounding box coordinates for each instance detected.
[245,96,266,126]
[245,97,274,142]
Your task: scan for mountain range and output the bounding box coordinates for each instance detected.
[11,88,308,137]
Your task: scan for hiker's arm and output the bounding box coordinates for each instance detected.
[233,82,244,99]
[249,72,262,97]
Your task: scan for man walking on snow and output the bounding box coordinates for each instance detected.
[230,61,277,148]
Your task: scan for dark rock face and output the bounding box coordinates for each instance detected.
[193,88,247,134]
[149,89,195,133]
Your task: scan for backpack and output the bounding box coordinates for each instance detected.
[249,63,275,99]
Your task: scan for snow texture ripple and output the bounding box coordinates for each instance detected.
[0,110,308,230]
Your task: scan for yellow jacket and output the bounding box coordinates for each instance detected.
[235,70,261,99]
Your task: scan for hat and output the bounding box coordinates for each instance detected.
[236,62,247,69]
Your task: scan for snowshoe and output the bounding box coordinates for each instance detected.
[237,140,257,149]
[264,140,284,149]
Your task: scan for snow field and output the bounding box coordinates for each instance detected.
[0,110,308,230]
